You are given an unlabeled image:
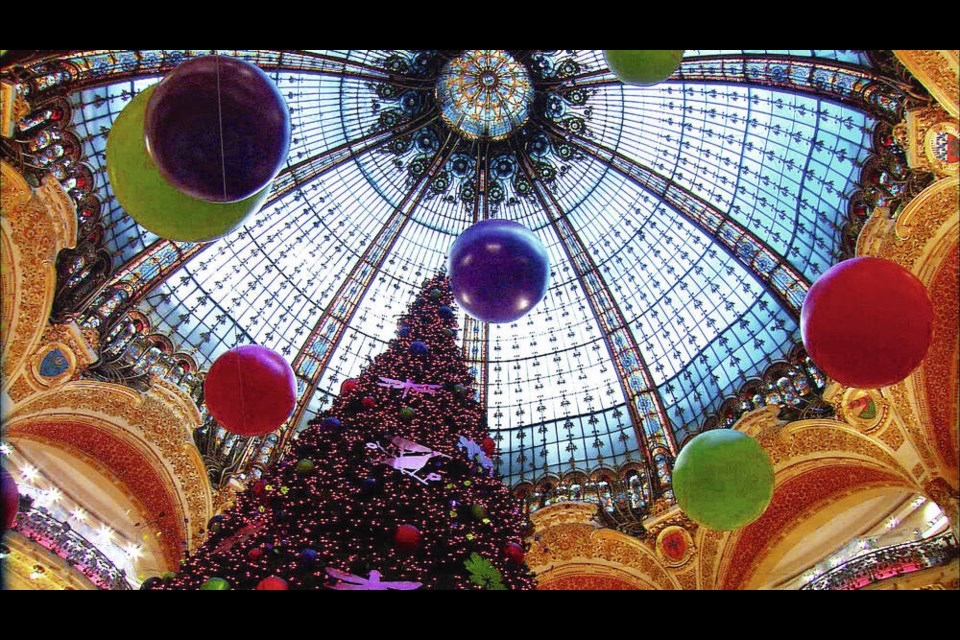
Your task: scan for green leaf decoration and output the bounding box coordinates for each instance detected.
[464,552,506,590]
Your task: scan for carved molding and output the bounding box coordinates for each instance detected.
[3,531,98,591]
[1,161,77,394]
[526,502,681,590]
[4,379,212,564]
[894,50,959,119]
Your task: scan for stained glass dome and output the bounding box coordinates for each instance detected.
[27,49,909,496]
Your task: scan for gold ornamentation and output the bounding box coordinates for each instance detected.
[839,388,887,433]
[893,50,959,120]
[923,120,959,178]
[876,422,906,451]
[912,463,925,479]
[655,525,695,568]
[0,80,30,139]
[30,342,76,387]
[1,162,77,392]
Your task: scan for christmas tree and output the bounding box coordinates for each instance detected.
[149,274,536,590]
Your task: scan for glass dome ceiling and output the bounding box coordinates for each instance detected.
[59,49,882,486]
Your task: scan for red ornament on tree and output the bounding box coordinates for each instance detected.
[341,378,359,396]
[361,396,377,410]
[204,345,296,436]
[256,576,289,590]
[480,437,497,456]
[503,542,525,565]
[801,257,934,388]
[248,547,264,560]
[394,524,422,553]
[2,470,19,534]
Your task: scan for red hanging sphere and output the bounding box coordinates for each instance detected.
[340,378,359,396]
[801,257,934,389]
[503,542,525,564]
[256,576,289,590]
[394,524,422,553]
[361,396,377,410]
[480,437,497,456]
[248,547,264,561]
[2,470,19,534]
[204,345,297,437]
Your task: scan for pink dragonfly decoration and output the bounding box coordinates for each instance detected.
[377,377,441,399]
[326,568,421,590]
[366,436,450,485]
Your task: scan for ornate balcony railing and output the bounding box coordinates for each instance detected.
[800,532,958,590]
[11,505,133,590]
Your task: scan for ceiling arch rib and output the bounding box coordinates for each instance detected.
[76,106,440,331]
[513,138,675,494]
[546,121,810,318]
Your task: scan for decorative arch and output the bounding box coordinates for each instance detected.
[525,502,681,590]
[703,410,925,590]
[4,379,214,568]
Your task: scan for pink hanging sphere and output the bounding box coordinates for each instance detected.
[801,257,934,388]
[204,345,296,437]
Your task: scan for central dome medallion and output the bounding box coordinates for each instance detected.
[436,50,534,141]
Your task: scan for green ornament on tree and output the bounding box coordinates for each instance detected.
[604,50,685,86]
[296,459,316,475]
[200,577,231,590]
[442,328,455,338]
[399,407,416,422]
[464,552,506,590]
[430,288,443,300]
[470,504,489,520]
[672,429,775,531]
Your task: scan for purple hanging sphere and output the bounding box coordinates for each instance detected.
[144,55,291,203]
[449,219,550,324]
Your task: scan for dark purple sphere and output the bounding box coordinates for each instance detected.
[448,219,550,324]
[144,55,291,203]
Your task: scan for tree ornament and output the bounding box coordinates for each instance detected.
[394,524,422,553]
[106,85,270,242]
[801,256,934,388]
[204,345,296,437]
[672,430,775,531]
[398,326,411,338]
[248,548,264,560]
[470,504,489,520]
[326,568,421,590]
[295,459,316,475]
[340,379,359,396]
[200,577,231,590]
[438,305,455,320]
[442,328,455,338]
[206,514,224,534]
[361,396,377,410]
[256,576,289,590]
[480,437,497,456]
[464,552,506,590]
[144,55,291,203]
[430,288,443,300]
[503,542,525,565]
[604,50,685,86]
[319,417,342,432]
[410,341,430,355]
[399,407,416,422]
[298,548,318,564]
[449,219,550,324]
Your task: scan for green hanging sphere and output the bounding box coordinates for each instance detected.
[470,504,488,520]
[295,459,316,474]
[106,85,270,243]
[672,429,774,531]
[604,50,685,86]
[442,328,455,338]
[160,571,176,581]
[430,288,443,300]
[399,406,416,422]
[200,577,231,590]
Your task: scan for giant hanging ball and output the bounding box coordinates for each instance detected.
[204,345,296,437]
[144,55,291,203]
[256,576,289,590]
[672,430,774,531]
[2,469,19,534]
[449,219,550,324]
[801,257,933,389]
[604,50,685,86]
[106,85,270,243]
[200,577,231,590]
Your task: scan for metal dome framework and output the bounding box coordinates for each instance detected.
[1,49,930,508]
